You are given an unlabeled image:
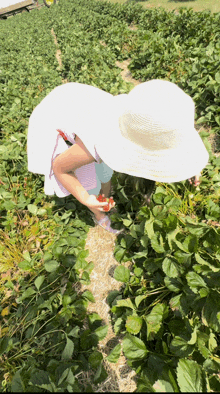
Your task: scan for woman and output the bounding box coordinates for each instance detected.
[27,80,209,234]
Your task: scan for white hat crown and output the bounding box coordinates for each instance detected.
[119,80,195,151]
[96,79,209,183]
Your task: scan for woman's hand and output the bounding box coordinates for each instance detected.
[85,194,115,216]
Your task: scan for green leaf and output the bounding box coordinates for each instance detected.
[203,358,220,374]
[162,257,181,278]
[114,317,124,335]
[206,200,220,219]
[170,336,194,358]
[133,250,148,259]
[174,250,191,267]
[16,287,36,302]
[114,265,130,282]
[126,316,143,335]
[94,325,108,341]
[145,303,168,340]
[177,359,205,392]
[28,204,38,215]
[82,290,95,303]
[66,369,76,386]
[0,337,9,355]
[114,246,126,262]
[34,275,45,291]
[43,252,53,262]
[197,331,211,359]
[61,211,72,221]
[164,214,178,232]
[153,380,174,392]
[195,253,219,273]
[169,293,189,316]
[93,363,108,384]
[167,229,179,250]
[37,208,47,216]
[186,219,209,237]
[173,239,189,253]
[80,330,94,350]
[11,371,25,392]
[188,327,197,345]
[136,372,155,392]
[44,260,60,272]
[144,215,155,239]
[215,72,220,84]
[183,235,198,253]
[23,250,31,262]
[186,271,207,294]
[166,197,182,212]
[18,260,32,271]
[88,313,102,330]
[164,276,183,293]
[106,343,121,363]
[62,295,72,307]
[122,334,148,360]
[153,193,165,205]
[68,326,80,338]
[140,235,149,248]
[116,298,135,310]
[89,350,103,368]
[30,370,50,385]
[135,294,147,308]
[122,218,132,227]
[61,337,74,360]
[202,292,220,332]
[151,233,165,253]
[209,332,217,352]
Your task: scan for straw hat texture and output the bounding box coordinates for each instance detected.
[95,79,209,183]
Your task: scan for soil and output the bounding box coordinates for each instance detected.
[116,59,141,87]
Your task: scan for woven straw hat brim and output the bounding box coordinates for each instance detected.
[95,91,209,183]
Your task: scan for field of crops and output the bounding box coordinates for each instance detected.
[0,0,220,391]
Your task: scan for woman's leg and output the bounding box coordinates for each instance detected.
[96,162,113,199]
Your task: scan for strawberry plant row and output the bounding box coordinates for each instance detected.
[0,4,113,391]
[46,0,220,132]
[46,0,136,89]
[128,7,220,132]
[108,165,220,391]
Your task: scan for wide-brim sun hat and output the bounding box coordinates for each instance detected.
[95,79,209,183]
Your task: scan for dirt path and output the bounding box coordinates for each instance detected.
[81,226,137,392]
[116,59,141,87]
[51,28,68,84]
[51,28,140,391]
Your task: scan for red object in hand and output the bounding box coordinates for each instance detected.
[57,129,68,141]
[96,194,114,212]
[97,194,104,202]
[103,204,110,212]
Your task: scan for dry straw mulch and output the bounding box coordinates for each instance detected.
[80,225,137,392]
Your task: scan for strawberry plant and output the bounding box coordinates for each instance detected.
[128,7,220,132]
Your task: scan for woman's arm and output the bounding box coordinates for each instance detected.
[52,137,95,205]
